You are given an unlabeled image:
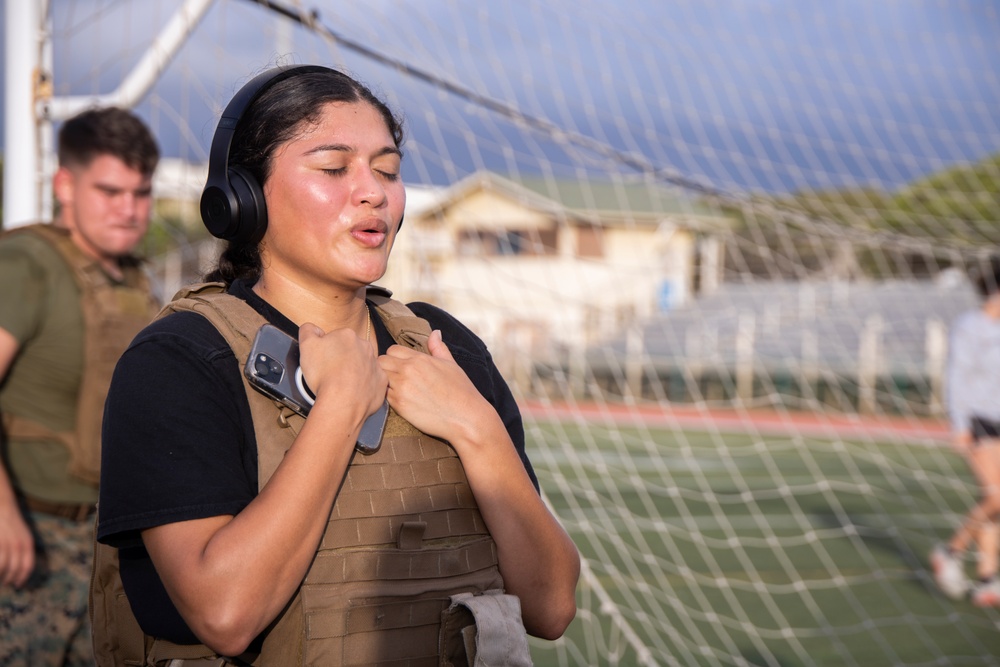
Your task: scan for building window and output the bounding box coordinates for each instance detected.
[577,225,604,258]
[458,229,557,256]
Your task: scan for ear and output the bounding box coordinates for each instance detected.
[52,166,75,208]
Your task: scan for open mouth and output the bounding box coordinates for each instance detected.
[352,223,388,247]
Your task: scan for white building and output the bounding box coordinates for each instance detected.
[382,171,732,359]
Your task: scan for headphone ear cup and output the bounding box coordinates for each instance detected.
[226,166,268,245]
[200,179,237,241]
[202,66,333,243]
[199,166,266,244]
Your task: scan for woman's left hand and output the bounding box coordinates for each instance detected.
[378,329,486,443]
[379,329,580,639]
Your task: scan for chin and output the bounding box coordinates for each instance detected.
[358,262,389,285]
[105,243,141,257]
[107,234,145,255]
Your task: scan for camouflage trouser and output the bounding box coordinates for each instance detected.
[0,511,95,667]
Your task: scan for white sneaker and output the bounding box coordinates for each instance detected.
[971,578,1000,607]
[930,544,969,600]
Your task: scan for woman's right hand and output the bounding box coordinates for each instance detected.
[298,322,387,423]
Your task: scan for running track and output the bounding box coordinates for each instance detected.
[517,400,952,444]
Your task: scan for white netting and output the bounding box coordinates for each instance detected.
[41,1,1000,664]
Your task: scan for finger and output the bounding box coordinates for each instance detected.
[13,551,34,588]
[377,355,398,374]
[1,546,30,587]
[298,322,325,342]
[383,343,421,360]
[427,329,454,361]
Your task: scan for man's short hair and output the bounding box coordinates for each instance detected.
[970,255,1000,298]
[57,107,160,177]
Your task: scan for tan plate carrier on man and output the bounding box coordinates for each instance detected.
[90,282,533,667]
[1,223,159,489]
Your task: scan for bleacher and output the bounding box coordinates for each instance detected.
[574,275,979,414]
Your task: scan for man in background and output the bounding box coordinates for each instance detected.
[0,107,161,665]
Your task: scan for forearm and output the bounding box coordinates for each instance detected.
[451,406,580,639]
[145,395,364,655]
[0,453,34,587]
[0,460,19,507]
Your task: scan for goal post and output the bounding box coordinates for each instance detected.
[26,2,1000,664]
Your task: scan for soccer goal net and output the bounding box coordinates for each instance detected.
[46,1,1000,664]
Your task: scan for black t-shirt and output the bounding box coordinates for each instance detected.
[98,279,534,643]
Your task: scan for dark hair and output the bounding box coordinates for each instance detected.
[971,255,1000,299]
[58,107,160,176]
[204,68,405,285]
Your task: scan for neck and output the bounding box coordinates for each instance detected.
[253,274,369,336]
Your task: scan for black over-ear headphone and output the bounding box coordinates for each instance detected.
[200,65,334,245]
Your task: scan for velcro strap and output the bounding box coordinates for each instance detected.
[367,293,433,352]
[398,521,427,550]
[308,537,498,584]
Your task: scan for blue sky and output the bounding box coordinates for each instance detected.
[2,0,999,195]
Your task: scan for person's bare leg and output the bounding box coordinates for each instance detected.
[949,441,1000,554]
[964,440,1000,605]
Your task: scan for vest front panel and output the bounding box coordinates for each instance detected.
[261,411,505,666]
[1,224,158,486]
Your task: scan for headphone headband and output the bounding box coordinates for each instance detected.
[200,65,334,244]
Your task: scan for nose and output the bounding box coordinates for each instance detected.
[352,167,388,208]
[116,192,137,220]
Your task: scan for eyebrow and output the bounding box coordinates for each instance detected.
[95,182,153,195]
[305,144,402,159]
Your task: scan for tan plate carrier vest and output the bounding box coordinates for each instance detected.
[0,223,159,485]
[90,282,531,667]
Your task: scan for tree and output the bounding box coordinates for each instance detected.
[719,153,1000,280]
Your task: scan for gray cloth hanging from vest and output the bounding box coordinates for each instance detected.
[440,590,533,667]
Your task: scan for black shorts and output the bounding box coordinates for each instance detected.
[971,416,1000,443]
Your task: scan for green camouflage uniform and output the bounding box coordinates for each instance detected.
[0,511,95,666]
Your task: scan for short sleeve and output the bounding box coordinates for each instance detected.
[97,311,259,546]
[0,235,53,342]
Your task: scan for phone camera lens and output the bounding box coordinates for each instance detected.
[255,354,283,380]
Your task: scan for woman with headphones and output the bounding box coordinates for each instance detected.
[96,65,579,665]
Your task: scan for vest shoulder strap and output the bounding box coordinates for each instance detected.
[367,290,433,353]
[6,222,149,292]
[155,281,264,363]
[6,223,88,279]
[155,282,302,488]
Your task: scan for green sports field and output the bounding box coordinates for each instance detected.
[523,419,1000,666]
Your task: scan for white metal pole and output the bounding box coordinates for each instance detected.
[39,0,54,222]
[42,0,216,120]
[4,0,42,228]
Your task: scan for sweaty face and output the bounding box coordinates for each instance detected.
[260,101,406,292]
[55,154,154,267]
